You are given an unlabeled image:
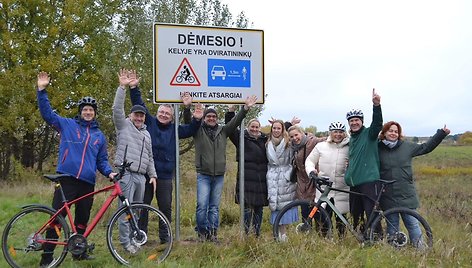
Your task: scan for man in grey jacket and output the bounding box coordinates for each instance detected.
[113,69,157,254]
[194,95,257,242]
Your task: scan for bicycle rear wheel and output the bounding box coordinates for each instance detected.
[272,200,332,242]
[107,203,173,265]
[369,207,433,250]
[2,206,69,268]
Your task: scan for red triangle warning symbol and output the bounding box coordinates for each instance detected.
[170,58,201,86]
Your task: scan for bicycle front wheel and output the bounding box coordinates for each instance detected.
[107,203,173,265]
[2,206,70,268]
[272,200,332,242]
[369,207,433,250]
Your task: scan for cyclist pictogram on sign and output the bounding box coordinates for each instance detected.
[170,58,201,86]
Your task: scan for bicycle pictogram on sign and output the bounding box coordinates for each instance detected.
[170,58,201,86]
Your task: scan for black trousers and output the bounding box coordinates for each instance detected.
[139,177,172,242]
[349,181,381,231]
[43,177,94,257]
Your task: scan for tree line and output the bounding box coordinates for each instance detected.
[0,0,254,180]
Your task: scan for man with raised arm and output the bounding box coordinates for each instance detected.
[344,88,383,230]
[129,71,203,244]
[194,96,258,242]
[113,69,157,254]
[36,72,115,267]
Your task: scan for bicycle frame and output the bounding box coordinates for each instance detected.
[308,180,388,242]
[34,180,126,247]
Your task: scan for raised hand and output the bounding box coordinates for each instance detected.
[372,88,381,106]
[37,72,50,91]
[193,103,204,120]
[128,70,140,88]
[181,92,192,107]
[442,124,451,135]
[291,116,301,125]
[118,69,130,88]
[227,104,237,112]
[244,95,258,110]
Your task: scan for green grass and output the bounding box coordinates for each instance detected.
[1,145,472,267]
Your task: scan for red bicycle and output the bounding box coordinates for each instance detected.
[2,152,173,267]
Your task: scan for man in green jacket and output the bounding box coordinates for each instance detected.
[194,95,257,242]
[344,88,383,229]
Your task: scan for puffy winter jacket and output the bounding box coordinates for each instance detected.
[37,90,113,185]
[112,87,156,178]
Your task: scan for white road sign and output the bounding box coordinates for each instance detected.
[153,23,264,104]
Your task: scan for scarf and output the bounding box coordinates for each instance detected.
[270,135,283,147]
[203,122,218,141]
[247,130,261,139]
[382,139,398,149]
[291,134,308,152]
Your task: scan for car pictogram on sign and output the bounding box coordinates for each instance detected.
[211,65,226,80]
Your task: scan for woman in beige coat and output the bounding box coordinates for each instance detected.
[305,122,350,236]
[288,125,325,223]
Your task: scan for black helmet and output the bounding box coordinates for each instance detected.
[78,96,97,112]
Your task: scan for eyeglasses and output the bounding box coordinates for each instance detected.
[205,114,217,118]
[158,110,172,116]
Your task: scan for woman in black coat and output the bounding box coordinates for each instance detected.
[226,110,268,237]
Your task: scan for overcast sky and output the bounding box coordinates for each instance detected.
[222,0,471,136]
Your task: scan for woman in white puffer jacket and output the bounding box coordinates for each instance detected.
[305,122,350,236]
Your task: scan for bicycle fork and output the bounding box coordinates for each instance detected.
[119,196,145,241]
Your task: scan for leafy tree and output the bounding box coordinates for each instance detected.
[0,0,254,180]
[458,131,472,145]
[0,0,124,179]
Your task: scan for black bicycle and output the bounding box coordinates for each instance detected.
[273,174,433,250]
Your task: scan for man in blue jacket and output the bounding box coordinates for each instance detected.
[37,72,115,267]
[129,70,203,244]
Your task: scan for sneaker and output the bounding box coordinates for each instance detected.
[124,244,138,254]
[278,233,288,242]
[413,238,427,251]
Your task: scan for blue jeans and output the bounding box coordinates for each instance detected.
[386,211,422,245]
[196,173,224,233]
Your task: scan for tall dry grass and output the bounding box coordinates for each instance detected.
[1,145,471,267]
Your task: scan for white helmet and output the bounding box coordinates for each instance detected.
[329,122,346,131]
[346,109,364,121]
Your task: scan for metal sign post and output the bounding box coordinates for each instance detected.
[174,104,181,241]
[238,119,245,236]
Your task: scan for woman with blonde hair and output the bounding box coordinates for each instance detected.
[305,122,350,236]
[266,120,297,241]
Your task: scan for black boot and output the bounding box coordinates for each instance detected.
[208,229,219,244]
[197,229,209,242]
[39,253,54,268]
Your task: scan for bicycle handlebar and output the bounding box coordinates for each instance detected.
[309,172,332,193]
[112,145,133,183]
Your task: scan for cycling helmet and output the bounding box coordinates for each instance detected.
[329,122,346,132]
[346,109,363,121]
[78,96,97,112]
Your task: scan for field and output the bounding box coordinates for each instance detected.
[1,145,471,267]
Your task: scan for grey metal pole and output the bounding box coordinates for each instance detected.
[174,104,181,241]
[239,118,245,236]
